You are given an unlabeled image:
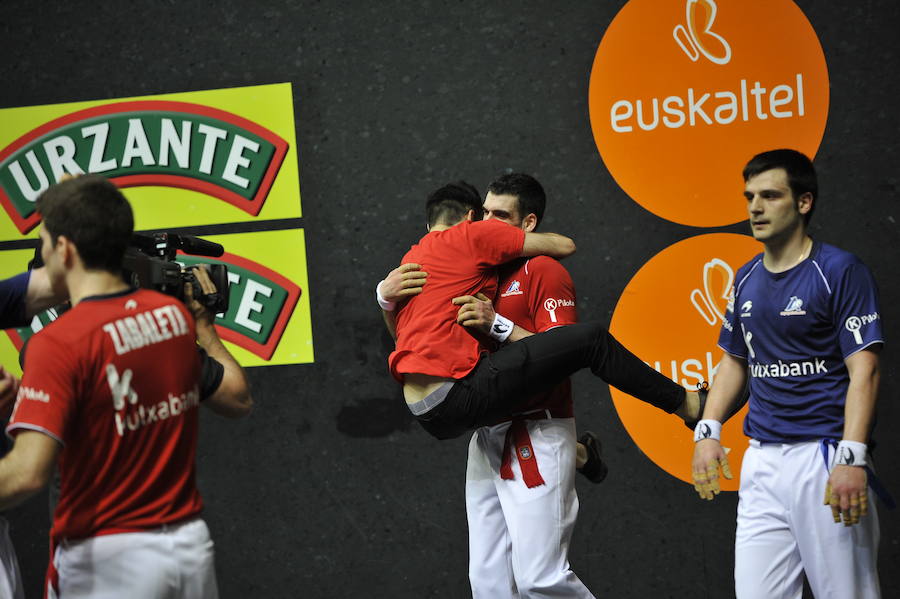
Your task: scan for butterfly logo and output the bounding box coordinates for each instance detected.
[691,258,735,326]
[673,0,732,65]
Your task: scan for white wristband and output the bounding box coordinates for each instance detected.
[489,313,514,343]
[693,419,722,442]
[836,440,868,467]
[375,280,396,312]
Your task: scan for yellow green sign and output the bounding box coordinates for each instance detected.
[0,84,312,368]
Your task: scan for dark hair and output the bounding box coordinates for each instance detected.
[486,173,546,226]
[425,180,482,228]
[36,175,134,271]
[743,149,817,224]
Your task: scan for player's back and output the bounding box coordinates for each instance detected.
[11,288,203,542]
[389,220,525,381]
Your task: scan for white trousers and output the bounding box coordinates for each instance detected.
[51,517,218,599]
[735,440,880,599]
[465,417,594,599]
[0,517,24,599]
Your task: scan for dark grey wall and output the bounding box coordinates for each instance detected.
[1,2,898,598]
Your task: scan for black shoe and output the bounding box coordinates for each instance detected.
[577,431,608,484]
[683,381,709,430]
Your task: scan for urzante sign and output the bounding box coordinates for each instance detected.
[0,101,288,233]
[0,229,313,369]
[0,83,303,239]
[0,84,313,367]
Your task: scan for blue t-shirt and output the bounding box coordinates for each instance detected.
[718,241,883,442]
[0,272,30,330]
[0,271,30,458]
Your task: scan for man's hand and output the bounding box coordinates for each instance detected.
[692,439,733,500]
[825,465,868,526]
[452,293,495,335]
[381,263,427,304]
[0,366,20,420]
[185,266,218,328]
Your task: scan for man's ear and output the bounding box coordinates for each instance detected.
[797,192,813,217]
[522,213,538,233]
[56,235,77,267]
[465,209,476,222]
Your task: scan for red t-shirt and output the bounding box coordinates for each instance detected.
[389,219,526,380]
[495,256,577,417]
[8,288,203,543]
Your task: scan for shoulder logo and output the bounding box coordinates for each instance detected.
[16,386,50,403]
[739,300,752,317]
[779,295,806,316]
[845,313,879,345]
[543,297,574,323]
[0,101,289,233]
[501,280,523,297]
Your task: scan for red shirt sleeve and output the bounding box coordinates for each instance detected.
[467,220,526,269]
[7,331,77,445]
[526,257,577,332]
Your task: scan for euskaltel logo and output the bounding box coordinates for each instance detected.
[588,0,829,227]
[607,233,760,489]
[7,252,301,362]
[0,101,289,233]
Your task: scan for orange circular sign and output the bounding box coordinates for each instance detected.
[609,233,762,488]
[589,0,829,226]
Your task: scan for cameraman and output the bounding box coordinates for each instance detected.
[0,267,63,599]
[0,175,249,598]
[185,265,253,417]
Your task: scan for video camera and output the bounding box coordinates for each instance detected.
[123,232,230,314]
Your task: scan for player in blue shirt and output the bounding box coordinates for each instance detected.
[690,149,883,599]
[0,268,59,599]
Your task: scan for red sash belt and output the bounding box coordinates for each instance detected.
[499,412,556,488]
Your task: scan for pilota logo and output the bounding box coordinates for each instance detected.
[0,101,289,233]
[844,313,879,345]
[588,0,829,227]
[608,233,760,488]
[543,297,574,323]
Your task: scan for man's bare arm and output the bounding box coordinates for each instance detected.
[826,347,880,526]
[188,267,253,418]
[691,352,747,500]
[521,233,576,259]
[0,431,59,510]
[700,352,748,422]
[382,309,398,341]
[25,267,65,318]
[377,263,428,342]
